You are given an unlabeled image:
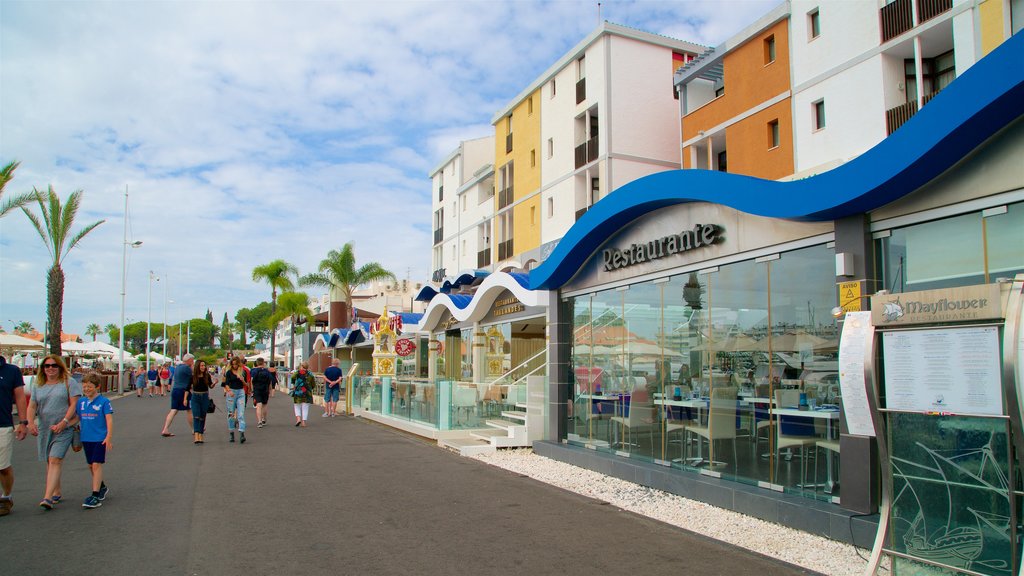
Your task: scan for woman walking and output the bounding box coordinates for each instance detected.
[290,362,315,427]
[189,360,214,444]
[25,355,81,509]
[221,357,248,444]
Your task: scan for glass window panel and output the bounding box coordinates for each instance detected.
[985,202,1024,278]
[617,283,663,462]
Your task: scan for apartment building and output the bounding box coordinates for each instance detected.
[496,23,706,269]
[676,0,1021,180]
[430,136,496,281]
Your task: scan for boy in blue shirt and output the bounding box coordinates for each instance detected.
[75,372,113,509]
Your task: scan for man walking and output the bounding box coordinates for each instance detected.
[250,358,273,428]
[160,354,194,437]
[322,359,343,417]
[0,355,28,516]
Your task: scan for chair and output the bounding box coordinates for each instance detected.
[452,385,478,424]
[664,408,695,462]
[775,400,820,486]
[611,384,653,452]
[686,387,738,469]
[815,439,840,493]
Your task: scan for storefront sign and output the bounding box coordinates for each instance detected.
[394,338,416,357]
[871,284,1002,326]
[602,224,721,272]
[493,296,525,317]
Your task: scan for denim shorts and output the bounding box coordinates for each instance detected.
[324,386,340,402]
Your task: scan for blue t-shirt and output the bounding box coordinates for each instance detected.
[147,369,158,381]
[323,366,343,387]
[0,357,25,428]
[76,394,113,442]
[172,363,193,389]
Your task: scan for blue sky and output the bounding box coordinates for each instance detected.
[0,0,779,341]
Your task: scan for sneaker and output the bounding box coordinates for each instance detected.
[97,485,108,501]
[229,432,235,443]
[257,422,264,429]
[0,497,12,516]
[51,495,62,505]
[322,413,330,418]
[39,498,54,510]
[239,432,246,444]
[82,495,102,509]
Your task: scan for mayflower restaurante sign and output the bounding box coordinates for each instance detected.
[870,284,1003,326]
[603,224,721,272]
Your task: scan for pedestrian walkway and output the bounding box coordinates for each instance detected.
[1,391,816,575]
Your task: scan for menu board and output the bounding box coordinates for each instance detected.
[882,326,1002,416]
[839,312,875,436]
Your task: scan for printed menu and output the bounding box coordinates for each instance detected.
[839,312,875,436]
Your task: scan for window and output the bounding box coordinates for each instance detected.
[530,206,536,225]
[808,9,820,39]
[813,100,826,130]
[590,177,600,204]
[530,149,536,167]
[577,56,586,80]
[528,96,534,115]
[764,35,776,64]
[461,195,467,212]
[547,138,554,159]
[547,197,554,218]
[461,240,466,257]
[768,119,780,148]
[550,79,556,98]
[717,150,728,172]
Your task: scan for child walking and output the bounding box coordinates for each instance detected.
[76,372,113,509]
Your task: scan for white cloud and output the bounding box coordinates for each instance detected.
[0,0,777,338]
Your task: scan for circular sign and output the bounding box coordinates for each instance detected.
[394,338,416,357]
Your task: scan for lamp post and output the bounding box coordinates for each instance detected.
[118,186,143,393]
[162,274,168,360]
[147,271,159,375]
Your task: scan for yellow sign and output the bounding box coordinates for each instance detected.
[839,281,863,312]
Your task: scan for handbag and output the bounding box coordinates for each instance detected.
[207,399,217,414]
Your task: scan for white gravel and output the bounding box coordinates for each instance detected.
[473,448,882,576]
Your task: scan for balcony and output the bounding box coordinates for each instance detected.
[438,185,443,202]
[574,136,599,169]
[433,227,444,245]
[885,92,937,135]
[498,187,513,210]
[431,268,446,283]
[497,239,514,261]
[880,0,951,42]
[477,249,491,268]
[576,78,586,104]
[506,133,513,154]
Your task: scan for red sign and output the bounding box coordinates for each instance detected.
[394,338,416,357]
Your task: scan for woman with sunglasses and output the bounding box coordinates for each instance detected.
[25,354,82,510]
[189,360,214,444]
[221,357,248,444]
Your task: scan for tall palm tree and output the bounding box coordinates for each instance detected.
[105,323,118,343]
[299,243,395,329]
[269,291,314,371]
[22,186,105,354]
[252,259,298,367]
[0,160,36,218]
[14,321,34,334]
[85,323,101,341]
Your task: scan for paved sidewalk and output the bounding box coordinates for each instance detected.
[1,391,816,575]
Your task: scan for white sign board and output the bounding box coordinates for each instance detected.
[882,326,1003,416]
[839,311,876,436]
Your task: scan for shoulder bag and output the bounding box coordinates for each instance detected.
[65,380,83,452]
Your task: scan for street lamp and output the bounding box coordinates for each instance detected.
[118,186,142,393]
[147,271,159,375]
[162,274,169,360]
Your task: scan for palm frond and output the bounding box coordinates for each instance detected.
[21,203,55,261]
[60,219,105,266]
[0,190,37,218]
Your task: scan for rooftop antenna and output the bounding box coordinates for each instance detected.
[598,2,602,24]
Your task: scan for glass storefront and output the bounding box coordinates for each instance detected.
[569,243,840,500]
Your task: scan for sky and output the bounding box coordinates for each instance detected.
[0,0,780,342]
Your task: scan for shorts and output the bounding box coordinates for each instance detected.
[324,386,340,402]
[170,388,190,411]
[82,441,106,464]
[252,386,270,405]
[147,379,157,386]
[0,427,13,470]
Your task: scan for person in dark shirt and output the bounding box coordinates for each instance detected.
[322,359,343,418]
[160,355,194,437]
[250,358,273,428]
[0,355,29,516]
[188,360,214,444]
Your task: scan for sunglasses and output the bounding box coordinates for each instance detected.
[43,364,59,369]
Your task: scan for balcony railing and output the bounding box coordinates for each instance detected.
[497,239,514,261]
[433,227,444,245]
[498,187,513,209]
[574,142,587,169]
[880,0,951,42]
[477,249,491,268]
[918,0,951,23]
[576,78,586,104]
[575,207,589,221]
[880,0,913,42]
[506,133,513,154]
[586,135,598,163]
[885,92,937,135]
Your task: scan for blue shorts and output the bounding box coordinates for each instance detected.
[82,441,106,464]
[170,388,190,411]
[324,386,340,402]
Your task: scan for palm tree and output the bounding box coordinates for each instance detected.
[22,186,105,354]
[269,291,314,370]
[85,323,101,341]
[105,323,118,343]
[14,321,34,334]
[299,243,395,330]
[0,160,37,218]
[252,259,298,366]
